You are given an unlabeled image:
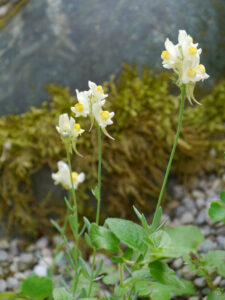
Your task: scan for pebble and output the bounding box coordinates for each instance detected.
[194,277,206,288]
[217,236,225,250]
[198,239,217,252]
[36,237,48,249]
[0,250,8,262]
[7,277,19,289]
[33,264,47,277]
[192,190,204,199]
[180,211,194,224]
[0,279,7,292]
[195,210,206,225]
[196,198,205,209]
[0,239,9,249]
[213,275,222,286]
[181,266,196,280]
[188,297,200,300]
[172,258,183,269]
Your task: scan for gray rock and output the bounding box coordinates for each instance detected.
[181,266,196,280]
[7,277,19,290]
[213,275,221,286]
[196,198,205,209]
[201,287,210,295]
[194,277,206,288]
[200,225,211,236]
[192,190,204,199]
[36,237,48,249]
[195,210,206,225]
[217,236,225,250]
[172,258,183,269]
[0,239,9,249]
[0,250,8,261]
[180,212,194,224]
[0,0,224,116]
[9,262,18,273]
[19,253,34,270]
[0,279,7,292]
[173,185,186,200]
[220,279,225,287]
[188,297,200,300]
[10,239,19,256]
[182,197,196,211]
[198,239,217,252]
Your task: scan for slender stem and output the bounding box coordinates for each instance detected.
[152,85,186,225]
[120,263,126,300]
[87,248,96,297]
[96,123,102,224]
[65,143,79,295]
[88,123,102,296]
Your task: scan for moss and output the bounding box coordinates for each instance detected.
[0,63,224,236]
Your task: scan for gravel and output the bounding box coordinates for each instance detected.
[0,170,224,298]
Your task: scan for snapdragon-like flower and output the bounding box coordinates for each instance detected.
[52,161,85,190]
[71,81,114,139]
[56,113,84,155]
[161,30,209,104]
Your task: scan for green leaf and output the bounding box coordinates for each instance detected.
[202,250,225,270]
[21,274,53,300]
[50,219,63,234]
[149,261,185,289]
[64,197,73,211]
[220,191,225,204]
[53,287,74,300]
[105,218,147,251]
[218,263,225,277]
[84,233,93,248]
[209,201,225,223]
[149,230,172,249]
[79,257,91,280]
[91,186,99,199]
[207,289,225,300]
[149,283,171,300]
[90,223,119,252]
[0,292,17,300]
[103,273,120,285]
[69,214,78,237]
[165,225,204,255]
[151,206,162,232]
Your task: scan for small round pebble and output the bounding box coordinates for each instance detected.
[0,279,7,292]
[33,264,47,277]
[194,277,206,288]
[7,277,19,290]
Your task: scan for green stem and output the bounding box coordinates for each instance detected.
[152,84,186,226]
[96,123,102,224]
[65,143,79,295]
[120,263,126,300]
[88,123,102,296]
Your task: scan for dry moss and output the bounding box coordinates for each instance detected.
[0,64,224,236]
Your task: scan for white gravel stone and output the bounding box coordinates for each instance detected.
[192,190,204,199]
[188,297,200,300]
[14,272,27,280]
[36,237,48,249]
[0,279,7,292]
[194,277,206,288]
[181,266,196,280]
[213,275,222,286]
[198,239,217,252]
[7,277,19,289]
[0,239,9,249]
[180,212,194,224]
[195,210,206,225]
[172,258,183,269]
[33,264,47,277]
[0,250,8,261]
[196,198,205,209]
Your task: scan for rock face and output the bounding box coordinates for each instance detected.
[0,0,224,115]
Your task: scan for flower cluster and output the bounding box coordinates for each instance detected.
[161,30,209,104]
[54,81,115,190]
[71,81,114,139]
[52,161,85,190]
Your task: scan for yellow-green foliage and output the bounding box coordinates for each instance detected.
[0,64,224,236]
